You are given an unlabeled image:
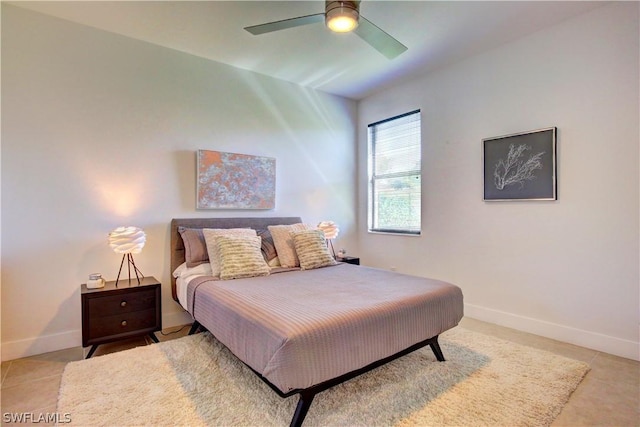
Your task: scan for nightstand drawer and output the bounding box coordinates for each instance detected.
[87,288,156,318]
[87,308,157,340]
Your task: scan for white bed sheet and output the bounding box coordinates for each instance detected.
[177,273,205,310]
[174,262,212,310]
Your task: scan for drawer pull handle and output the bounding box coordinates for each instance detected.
[120,301,127,307]
[121,320,127,327]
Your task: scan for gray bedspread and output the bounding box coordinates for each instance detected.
[187,263,463,393]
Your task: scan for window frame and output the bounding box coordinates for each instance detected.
[367,109,422,236]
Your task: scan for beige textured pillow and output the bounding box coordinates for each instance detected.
[203,228,257,277]
[268,223,312,268]
[216,235,270,280]
[292,229,338,270]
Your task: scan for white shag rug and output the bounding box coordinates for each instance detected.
[57,328,589,426]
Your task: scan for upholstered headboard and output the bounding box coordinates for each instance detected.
[170,217,302,301]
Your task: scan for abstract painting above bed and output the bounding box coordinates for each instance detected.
[196,150,276,209]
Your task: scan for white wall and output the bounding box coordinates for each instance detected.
[357,2,639,360]
[1,5,357,360]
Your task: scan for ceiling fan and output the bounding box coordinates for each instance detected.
[244,1,407,59]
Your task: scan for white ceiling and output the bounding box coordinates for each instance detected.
[11,1,606,100]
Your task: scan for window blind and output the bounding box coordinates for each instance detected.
[368,110,421,234]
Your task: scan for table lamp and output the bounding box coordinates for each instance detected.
[109,226,146,286]
[317,221,339,257]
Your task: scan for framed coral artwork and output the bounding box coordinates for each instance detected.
[197,150,276,209]
[483,127,557,201]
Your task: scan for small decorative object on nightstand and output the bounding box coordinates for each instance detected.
[337,256,360,265]
[86,273,105,289]
[81,276,162,359]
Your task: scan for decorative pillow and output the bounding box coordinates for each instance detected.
[268,223,312,268]
[178,227,208,268]
[257,229,278,263]
[292,229,338,270]
[216,235,270,280]
[203,228,257,277]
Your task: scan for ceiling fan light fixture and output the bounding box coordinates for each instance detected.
[325,1,359,33]
[245,0,406,59]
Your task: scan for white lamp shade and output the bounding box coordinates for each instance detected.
[109,226,146,254]
[317,221,339,240]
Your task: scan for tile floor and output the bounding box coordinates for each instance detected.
[1,319,638,426]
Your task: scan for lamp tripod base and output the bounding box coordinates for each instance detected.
[328,240,336,258]
[115,253,144,287]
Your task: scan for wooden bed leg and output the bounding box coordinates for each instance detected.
[188,321,201,335]
[289,391,316,427]
[429,335,446,362]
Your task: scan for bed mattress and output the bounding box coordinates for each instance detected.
[185,263,464,393]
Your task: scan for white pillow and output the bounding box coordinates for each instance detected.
[173,262,187,278]
[203,228,257,278]
[268,223,312,268]
[173,262,212,279]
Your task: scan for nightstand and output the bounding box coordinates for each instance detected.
[81,276,162,359]
[337,256,360,265]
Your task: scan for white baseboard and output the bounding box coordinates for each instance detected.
[1,310,195,362]
[1,329,82,362]
[464,303,640,361]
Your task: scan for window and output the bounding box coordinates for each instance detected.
[368,110,421,235]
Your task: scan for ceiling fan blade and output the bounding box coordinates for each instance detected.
[245,13,324,35]
[353,16,407,59]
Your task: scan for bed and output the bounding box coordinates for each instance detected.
[170,217,464,426]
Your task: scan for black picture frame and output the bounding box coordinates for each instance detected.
[483,127,557,201]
